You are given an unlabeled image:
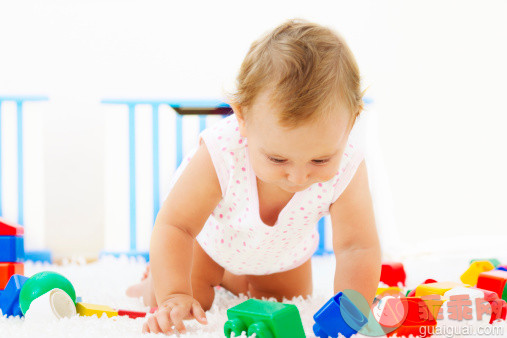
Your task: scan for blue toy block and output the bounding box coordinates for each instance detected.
[0,274,28,317]
[99,250,149,262]
[24,250,52,263]
[0,236,25,262]
[313,292,368,338]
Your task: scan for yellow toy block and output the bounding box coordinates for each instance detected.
[460,260,495,286]
[376,286,402,297]
[415,281,469,297]
[76,302,118,318]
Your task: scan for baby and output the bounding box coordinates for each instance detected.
[127,18,381,335]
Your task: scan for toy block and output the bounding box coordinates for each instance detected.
[25,250,52,264]
[19,271,77,315]
[470,287,499,302]
[415,281,469,297]
[461,260,495,286]
[444,286,484,298]
[376,286,403,297]
[0,218,24,236]
[0,274,28,317]
[497,265,507,272]
[380,262,406,287]
[313,292,368,338]
[117,309,148,319]
[0,236,25,262]
[1,262,24,290]
[470,258,500,268]
[476,270,507,299]
[76,302,118,318]
[407,279,438,297]
[224,298,306,338]
[384,297,439,338]
[491,299,506,323]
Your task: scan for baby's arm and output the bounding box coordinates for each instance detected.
[330,160,381,305]
[147,141,222,333]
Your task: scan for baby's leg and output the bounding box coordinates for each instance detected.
[126,239,225,311]
[246,258,313,302]
[220,270,250,297]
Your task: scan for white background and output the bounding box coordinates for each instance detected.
[0,0,506,259]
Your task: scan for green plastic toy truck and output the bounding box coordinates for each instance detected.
[224,298,306,338]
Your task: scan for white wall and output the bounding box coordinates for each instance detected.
[0,0,506,259]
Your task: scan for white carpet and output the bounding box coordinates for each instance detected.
[1,237,507,337]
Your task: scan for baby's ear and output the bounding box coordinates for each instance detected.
[230,103,248,138]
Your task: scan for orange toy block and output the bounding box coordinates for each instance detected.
[461,260,495,286]
[0,262,24,290]
[0,218,24,236]
[415,281,469,297]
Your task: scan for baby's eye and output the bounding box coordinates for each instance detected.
[312,159,330,165]
[268,156,287,164]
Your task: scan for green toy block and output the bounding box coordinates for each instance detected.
[470,258,501,268]
[503,282,507,302]
[19,271,76,315]
[224,299,305,338]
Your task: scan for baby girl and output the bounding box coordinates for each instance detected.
[127,18,381,335]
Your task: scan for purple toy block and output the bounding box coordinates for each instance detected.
[0,274,29,317]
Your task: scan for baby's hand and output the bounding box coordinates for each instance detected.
[142,294,208,335]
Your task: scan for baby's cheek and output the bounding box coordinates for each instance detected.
[318,166,339,182]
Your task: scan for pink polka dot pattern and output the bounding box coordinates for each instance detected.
[170,114,365,275]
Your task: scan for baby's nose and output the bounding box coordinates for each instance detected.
[287,169,309,185]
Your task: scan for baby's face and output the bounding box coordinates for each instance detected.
[236,90,352,194]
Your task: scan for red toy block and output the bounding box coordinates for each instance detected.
[385,297,438,338]
[380,262,406,287]
[0,263,24,290]
[117,309,148,319]
[490,299,507,324]
[476,270,507,298]
[0,218,24,236]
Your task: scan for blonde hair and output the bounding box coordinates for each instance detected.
[225,18,365,129]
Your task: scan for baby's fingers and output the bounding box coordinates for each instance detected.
[170,306,188,334]
[191,302,208,325]
[156,310,175,335]
[143,315,165,334]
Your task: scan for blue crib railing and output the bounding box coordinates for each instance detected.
[100,98,373,261]
[0,96,51,263]
[100,99,230,261]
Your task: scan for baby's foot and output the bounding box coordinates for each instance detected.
[126,264,157,307]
